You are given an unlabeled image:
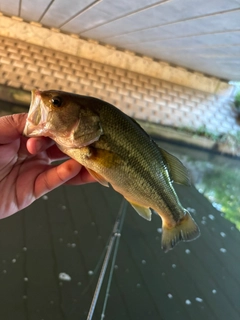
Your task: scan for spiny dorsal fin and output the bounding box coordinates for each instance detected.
[159,148,191,186]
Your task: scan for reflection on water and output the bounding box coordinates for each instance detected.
[191,162,240,230]
[159,140,240,231]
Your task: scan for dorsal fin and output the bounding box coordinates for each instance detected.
[158,147,191,186]
[129,119,191,186]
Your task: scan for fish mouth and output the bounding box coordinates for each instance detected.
[23,89,49,137]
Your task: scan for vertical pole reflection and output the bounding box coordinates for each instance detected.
[86,199,127,320]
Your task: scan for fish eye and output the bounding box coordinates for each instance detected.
[51,96,62,107]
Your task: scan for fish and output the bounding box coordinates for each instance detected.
[24,89,200,252]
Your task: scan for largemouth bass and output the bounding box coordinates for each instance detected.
[24,89,200,252]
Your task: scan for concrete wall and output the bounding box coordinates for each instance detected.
[0,36,239,135]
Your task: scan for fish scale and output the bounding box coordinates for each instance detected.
[94,104,180,217]
[24,89,200,252]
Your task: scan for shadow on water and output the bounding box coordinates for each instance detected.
[1,136,240,320]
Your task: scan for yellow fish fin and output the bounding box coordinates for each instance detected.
[161,210,200,253]
[159,147,191,186]
[86,168,109,187]
[128,201,152,221]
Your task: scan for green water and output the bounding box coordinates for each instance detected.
[158,140,240,230]
[191,161,240,230]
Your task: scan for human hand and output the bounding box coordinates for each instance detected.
[0,113,95,219]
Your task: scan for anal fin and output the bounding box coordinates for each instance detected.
[128,201,152,221]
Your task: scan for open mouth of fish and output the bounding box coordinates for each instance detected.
[23,89,50,137]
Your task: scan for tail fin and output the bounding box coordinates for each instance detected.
[161,210,200,253]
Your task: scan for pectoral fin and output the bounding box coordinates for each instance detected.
[128,201,152,221]
[87,168,109,187]
[158,147,191,186]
